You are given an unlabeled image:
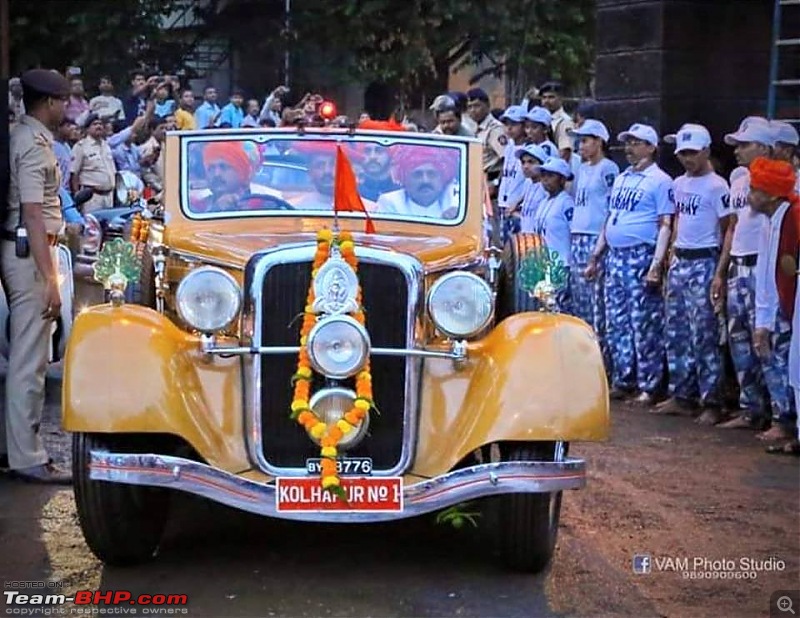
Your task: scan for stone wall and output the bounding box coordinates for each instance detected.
[595,0,774,176]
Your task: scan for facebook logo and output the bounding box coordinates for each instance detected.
[633,554,652,574]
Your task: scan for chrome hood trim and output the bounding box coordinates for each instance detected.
[88,451,586,523]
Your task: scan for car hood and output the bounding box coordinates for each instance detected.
[166,229,482,272]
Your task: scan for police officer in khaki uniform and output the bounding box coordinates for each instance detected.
[70,112,117,212]
[0,69,71,483]
[466,88,507,193]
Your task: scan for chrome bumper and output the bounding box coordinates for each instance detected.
[89,451,586,522]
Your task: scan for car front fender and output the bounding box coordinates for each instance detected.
[411,312,609,478]
[62,304,249,472]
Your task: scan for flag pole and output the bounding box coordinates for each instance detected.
[332,143,341,234]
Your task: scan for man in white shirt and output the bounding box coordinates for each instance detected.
[89,76,125,121]
[747,156,797,444]
[655,124,732,423]
[715,117,782,430]
[376,145,460,220]
[769,120,800,193]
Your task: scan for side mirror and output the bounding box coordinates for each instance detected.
[73,188,94,209]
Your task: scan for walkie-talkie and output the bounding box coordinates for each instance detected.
[15,225,29,258]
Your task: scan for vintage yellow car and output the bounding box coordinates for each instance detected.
[63,126,609,572]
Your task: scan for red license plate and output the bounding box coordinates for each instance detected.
[276,477,403,512]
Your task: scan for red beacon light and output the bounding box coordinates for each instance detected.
[319,100,337,121]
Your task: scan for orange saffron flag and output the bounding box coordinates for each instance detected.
[334,144,375,234]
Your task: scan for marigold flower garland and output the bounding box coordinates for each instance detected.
[290,229,374,498]
[130,213,150,243]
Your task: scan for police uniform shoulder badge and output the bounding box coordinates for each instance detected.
[498,134,508,147]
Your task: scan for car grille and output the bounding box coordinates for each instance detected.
[258,258,409,472]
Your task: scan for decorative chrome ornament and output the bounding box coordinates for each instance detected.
[518,246,567,313]
[312,249,360,315]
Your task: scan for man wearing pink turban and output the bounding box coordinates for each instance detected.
[376,145,461,219]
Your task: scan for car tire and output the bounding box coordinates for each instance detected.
[492,441,567,573]
[72,432,169,566]
[123,245,156,308]
[496,232,545,321]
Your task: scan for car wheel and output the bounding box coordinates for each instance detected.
[496,232,546,321]
[492,441,567,573]
[72,432,169,566]
[123,245,156,308]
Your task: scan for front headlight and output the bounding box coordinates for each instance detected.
[306,315,370,379]
[307,387,369,450]
[176,266,242,332]
[427,272,494,339]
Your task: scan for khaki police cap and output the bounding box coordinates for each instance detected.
[20,69,70,98]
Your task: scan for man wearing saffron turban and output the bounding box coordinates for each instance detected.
[747,157,799,451]
[192,140,280,212]
[376,145,461,219]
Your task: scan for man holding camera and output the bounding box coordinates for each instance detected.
[0,69,72,483]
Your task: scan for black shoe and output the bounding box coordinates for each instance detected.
[0,454,9,470]
[609,387,633,401]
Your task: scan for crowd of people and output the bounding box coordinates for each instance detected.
[2,67,798,484]
[438,81,798,457]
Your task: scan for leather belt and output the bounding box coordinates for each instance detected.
[674,247,718,260]
[731,254,757,267]
[82,186,113,195]
[0,229,59,246]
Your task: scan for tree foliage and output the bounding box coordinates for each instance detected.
[9,0,188,85]
[9,0,594,100]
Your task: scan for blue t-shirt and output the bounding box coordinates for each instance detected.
[673,171,730,249]
[219,103,244,129]
[154,99,176,118]
[531,190,575,267]
[571,157,619,235]
[605,163,675,248]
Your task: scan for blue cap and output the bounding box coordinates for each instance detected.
[568,119,610,142]
[526,106,552,126]
[500,105,527,124]
[539,156,574,180]
[617,123,659,146]
[516,143,549,164]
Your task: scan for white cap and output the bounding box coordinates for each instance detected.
[617,123,659,146]
[525,106,552,126]
[664,123,712,152]
[770,120,799,146]
[724,116,775,147]
[515,143,549,163]
[568,119,610,142]
[500,105,528,124]
[539,156,574,180]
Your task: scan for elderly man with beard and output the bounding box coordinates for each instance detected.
[191,141,268,213]
[376,146,460,219]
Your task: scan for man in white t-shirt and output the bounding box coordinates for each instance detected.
[569,119,619,375]
[655,124,732,423]
[595,123,675,405]
[770,120,799,193]
[715,117,784,431]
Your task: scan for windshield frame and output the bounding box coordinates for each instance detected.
[178,130,470,227]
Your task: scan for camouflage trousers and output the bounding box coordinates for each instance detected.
[570,234,611,372]
[727,261,795,425]
[664,254,721,405]
[605,244,665,394]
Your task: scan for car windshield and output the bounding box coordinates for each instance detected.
[181,134,467,224]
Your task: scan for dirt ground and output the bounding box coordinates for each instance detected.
[0,376,798,617]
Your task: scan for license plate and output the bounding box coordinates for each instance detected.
[306,457,373,476]
[276,477,403,512]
